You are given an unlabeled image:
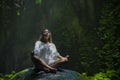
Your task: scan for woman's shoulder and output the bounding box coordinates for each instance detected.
[35,40,42,44]
[50,42,56,46]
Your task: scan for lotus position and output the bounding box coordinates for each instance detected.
[32,29,69,73]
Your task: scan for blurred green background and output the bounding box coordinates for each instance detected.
[0,0,120,80]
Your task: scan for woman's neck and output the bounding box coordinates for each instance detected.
[43,40,49,44]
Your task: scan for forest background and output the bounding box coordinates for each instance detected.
[0,0,120,80]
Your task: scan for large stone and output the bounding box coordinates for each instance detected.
[10,68,86,80]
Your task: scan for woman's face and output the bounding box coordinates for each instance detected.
[43,29,50,41]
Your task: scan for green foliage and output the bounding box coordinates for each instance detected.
[0,1,120,80]
[97,0,120,79]
[98,0,120,69]
[82,70,116,80]
[36,0,42,4]
[0,71,16,80]
[17,10,20,16]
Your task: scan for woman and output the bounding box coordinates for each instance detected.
[32,29,69,73]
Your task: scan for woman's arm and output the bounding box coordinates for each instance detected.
[57,54,69,62]
[53,43,69,61]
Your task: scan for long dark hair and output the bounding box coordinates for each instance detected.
[39,29,52,43]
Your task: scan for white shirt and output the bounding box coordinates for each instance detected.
[34,41,60,65]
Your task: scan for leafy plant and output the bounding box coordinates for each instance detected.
[0,71,16,80]
[82,70,116,80]
[97,0,120,79]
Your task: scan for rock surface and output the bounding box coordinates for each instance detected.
[10,68,85,80]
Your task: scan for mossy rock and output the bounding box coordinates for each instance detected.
[10,68,86,80]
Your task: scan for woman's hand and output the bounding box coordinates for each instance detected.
[65,55,69,58]
[62,57,68,61]
[61,55,69,62]
[57,54,69,62]
[44,66,56,72]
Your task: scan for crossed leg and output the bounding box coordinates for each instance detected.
[50,59,66,68]
[31,51,69,73]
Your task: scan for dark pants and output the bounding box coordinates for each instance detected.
[31,51,44,72]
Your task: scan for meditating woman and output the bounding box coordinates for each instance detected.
[32,29,69,73]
